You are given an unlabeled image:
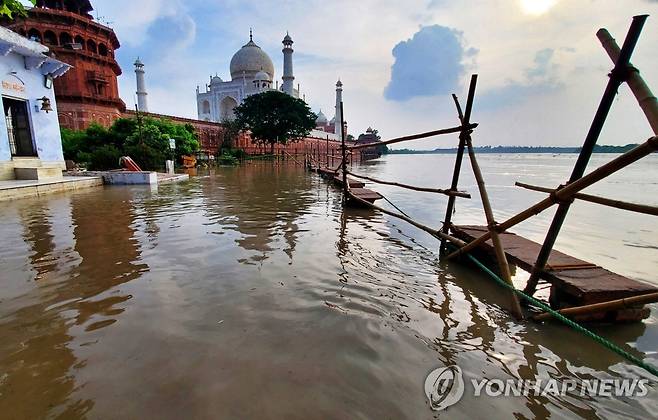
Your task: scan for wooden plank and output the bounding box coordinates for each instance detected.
[349,188,383,203]
[451,225,657,306]
[333,175,365,188]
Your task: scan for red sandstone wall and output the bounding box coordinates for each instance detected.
[6,7,125,131]
[122,110,358,162]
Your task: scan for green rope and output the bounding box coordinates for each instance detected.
[445,243,658,378]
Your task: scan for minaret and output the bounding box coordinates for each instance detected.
[281,32,294,96]
[134,58,148,112]
[334,79,343,134]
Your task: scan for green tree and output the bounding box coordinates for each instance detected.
[220,118,242,151]
[0,0,35,18]
[233,90,316,154]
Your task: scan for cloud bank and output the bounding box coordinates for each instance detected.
[384,25,474,101]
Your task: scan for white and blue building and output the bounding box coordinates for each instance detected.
[0,25,70,181]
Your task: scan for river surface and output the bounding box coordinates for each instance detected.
[0,154,656,419]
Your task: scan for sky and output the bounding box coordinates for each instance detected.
[46,1,658,148]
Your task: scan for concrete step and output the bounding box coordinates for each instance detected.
[14,166,63,181]
[11,158,42,169]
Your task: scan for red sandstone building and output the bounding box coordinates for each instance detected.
[4,0,125,130]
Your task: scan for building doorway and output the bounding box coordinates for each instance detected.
[3,97,36,157]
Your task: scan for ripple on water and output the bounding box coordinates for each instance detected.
[0,162,656,419]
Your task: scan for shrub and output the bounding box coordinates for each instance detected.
[60,117,199,171]
[88,145,122,171]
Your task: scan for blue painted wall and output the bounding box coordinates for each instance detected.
[0,51,64,163]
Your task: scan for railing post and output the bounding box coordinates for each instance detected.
[340,101,348,199]
[440,75,477,255]
[524,15,648,296]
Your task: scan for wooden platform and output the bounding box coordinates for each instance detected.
[451,225,657,320]
[348,188,383,204]
[317,167,337,177]
[333,175,365,188]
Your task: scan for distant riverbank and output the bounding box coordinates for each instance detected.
[387,144,638,154]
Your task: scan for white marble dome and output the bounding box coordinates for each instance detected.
[316,110,328,124]
[254,69,271,82]
[230,39,274,81]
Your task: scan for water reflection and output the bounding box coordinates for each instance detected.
[200,164,315,264]
[0,189,148,418]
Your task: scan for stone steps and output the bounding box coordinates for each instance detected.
[14,166,63,181]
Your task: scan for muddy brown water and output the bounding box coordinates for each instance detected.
[0,155,656,419]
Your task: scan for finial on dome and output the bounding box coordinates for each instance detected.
[249,28,253,42]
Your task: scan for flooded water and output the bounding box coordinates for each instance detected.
[0,154,657,419]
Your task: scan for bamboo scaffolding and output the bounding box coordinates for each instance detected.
[345,170,471,198]
[346,124,477,151]
[515,182,658,216]
[522,15,650,296]
[284,151,304,166]
[597,26,658,134]
[533,292,658,322]
[453,82,523,319]
[446,135,658,260]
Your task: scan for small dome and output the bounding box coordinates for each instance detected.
[230,36,274,81]
[316,110,327,124]
[210,75,223,85]
[254,70,271,82]
[329,116,336,125]
[366,127,373,133]
[283,32,293,43]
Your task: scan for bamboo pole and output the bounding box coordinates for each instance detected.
[597,26,658,135]
[533,292,658,322]
[340,102,348,198]
[452,85,523,319]
[465,136,523,319]
[515,182,658,216]
[523,15,649,296]
[284,151,303,166]
[346,171,471,198]
[346,191,467,247]
[440,77,478,254]
[347,124,477,151]
[446,135,658,259]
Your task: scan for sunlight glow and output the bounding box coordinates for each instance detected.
[520,0,558,16]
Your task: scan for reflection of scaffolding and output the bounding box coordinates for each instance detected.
[308,16,658,376]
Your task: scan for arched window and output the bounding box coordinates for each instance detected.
[59,32,72,46]
[220,96,238,121]
[98,43,108,56]
[43,30,58,45]
[87,40,97,54]
[27,29,42,42]
[74,35,85,49]
[202,100,210,114]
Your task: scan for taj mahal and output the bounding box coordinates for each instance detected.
[196,30,343,139]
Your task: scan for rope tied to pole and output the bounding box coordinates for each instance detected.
[445,242,658,378]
